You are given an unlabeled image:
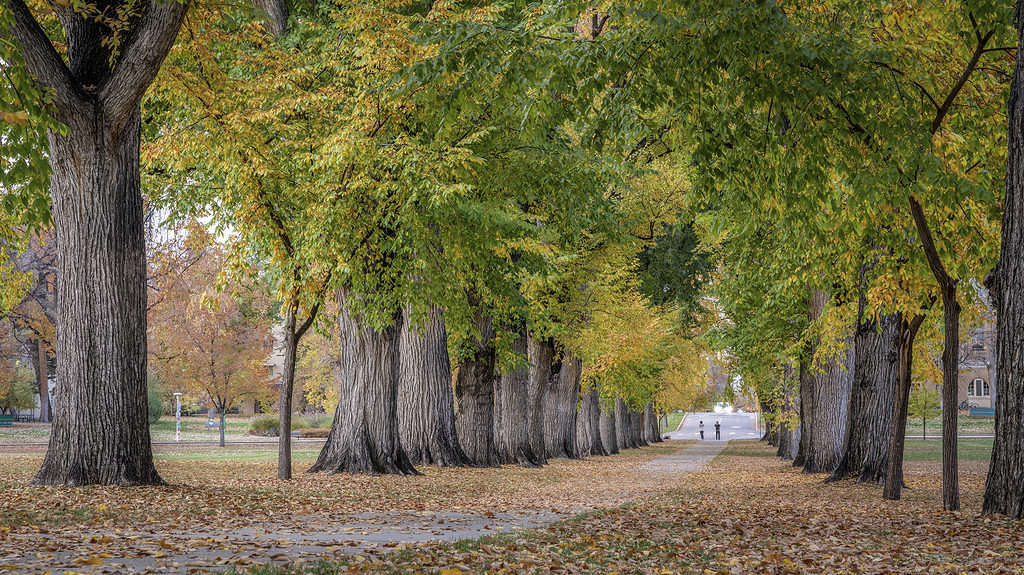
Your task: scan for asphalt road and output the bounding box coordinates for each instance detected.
[669,411,762,442]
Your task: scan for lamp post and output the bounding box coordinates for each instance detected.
[174,393,183,442]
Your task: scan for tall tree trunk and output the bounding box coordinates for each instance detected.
[11,0,187,487]
[219,408,226,448]
[793,290,823,469]
[575,385,607,456]
[397,306,468,467]
[644,403,661,443]
[526,332,553,465]
[614,397,634,449]
[909,195,960,511]
[276,312,298,478]
[494,329,540,466]
[454,310,499,466]
[829,308,899,483]
[35,339,50,423]
[883,314,924,500]
[309,291,415,475]
[631,407,647,447]
[544,354,580,458]
[802,290,854,474]
[33,102,159,487]
[599,406,619,454]
[777,364,799,461]
[985,6,1024,516]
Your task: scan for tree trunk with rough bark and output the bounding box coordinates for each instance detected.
[526,333,553,465]
[34,339,50,423]
[883,314,924,500]
[309,292,415,475]
[630,407,647,447]
[17,0,187,486]
[777,364,799,460]
[575,385,606,456]
[599,406,618,454]
[494,330,541,466]
[802,290,854,475]
[644,403,661,443]
[985,7,1024,516]
[397,306,468,467]
[614,398,634,449]
[909,194,961,511]
[829,308,899,484]
[544,354,580,459]
[454,310,499,467]
[793,290,822,469]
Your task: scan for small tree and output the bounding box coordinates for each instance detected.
[908,383,942,441]
[0,365,35,415]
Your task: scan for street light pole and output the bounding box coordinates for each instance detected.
[174,393,182,442]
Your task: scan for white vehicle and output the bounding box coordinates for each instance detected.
[712,402,733,414]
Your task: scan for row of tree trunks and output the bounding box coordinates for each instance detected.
[575,385,607,456]
[309,292,416,475]
[829,307,899,484]
[544,354,580,459]
[494,330,541,466]
[397,306,469,467]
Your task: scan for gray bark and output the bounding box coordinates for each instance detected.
[599,405,619,454]
[494,329,540,466]
[575,385,607,456]
[453,310,498,466]
[615,398,636,450]
[985,5,1024,517]
[801,289,854,475]
[829,307,899,484]
[630,407,647,447]
[526,333,553,465]
[20,0,186,486]
[644,403,661,443]
[884,313,924,500]
[397,306,468,467]
[309,291,415,475]
[544,354,580,459]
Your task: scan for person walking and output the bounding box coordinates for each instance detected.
[714,420,721,441]
[698,420,705,440]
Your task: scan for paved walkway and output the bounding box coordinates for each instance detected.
[669,411,763,442]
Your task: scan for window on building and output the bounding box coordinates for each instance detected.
[968,378,990,397]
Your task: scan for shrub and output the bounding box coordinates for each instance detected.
[146,379,164,424]
[249,415,311,436]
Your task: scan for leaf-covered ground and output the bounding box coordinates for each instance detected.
[222,440,1019,575]
[0,441,688,573]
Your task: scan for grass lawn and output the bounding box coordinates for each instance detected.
[0,414,336,444]
[904,415,994,437]
[659,410,685,433]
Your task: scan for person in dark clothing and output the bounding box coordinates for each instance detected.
[698,420,705,440]
[714,420,721,440]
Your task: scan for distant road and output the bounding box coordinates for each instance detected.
[669,411,762,441]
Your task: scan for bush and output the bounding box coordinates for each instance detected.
[146,379,164,424]
[249,415,312,436]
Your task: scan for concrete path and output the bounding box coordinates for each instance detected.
[669,411,763,442]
